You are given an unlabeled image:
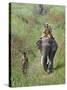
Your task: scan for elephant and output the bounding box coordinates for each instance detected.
[36,36,58,73]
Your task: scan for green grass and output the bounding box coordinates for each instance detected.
[10,3,65,87]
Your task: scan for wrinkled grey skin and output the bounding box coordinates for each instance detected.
[36,36,58,73]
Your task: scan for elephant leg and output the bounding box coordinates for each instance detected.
[49,50,56,72]
[42,46,50,72]
[43,53,47,71]
[49,42,58,71]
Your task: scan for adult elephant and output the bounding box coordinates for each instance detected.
[36,36,58,73]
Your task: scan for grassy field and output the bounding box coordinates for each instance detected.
[10,3,65,87]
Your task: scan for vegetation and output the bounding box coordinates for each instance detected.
[10,3,65,87]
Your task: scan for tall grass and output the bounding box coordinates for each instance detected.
[10,3,65,87]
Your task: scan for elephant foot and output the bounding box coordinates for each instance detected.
[47,69,53,74]
[43,64,48,72]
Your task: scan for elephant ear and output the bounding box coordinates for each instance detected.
[36,38,42,49]
[51,38,58,51]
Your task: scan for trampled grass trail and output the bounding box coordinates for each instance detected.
[18,50,65,87]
